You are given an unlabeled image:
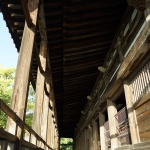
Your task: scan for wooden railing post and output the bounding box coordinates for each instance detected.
[99,112,106,150]
[6,0,40,149]
[41,67,51,149]
[107,99,119,149]
[123,80,140,144]
[92,120,100,150]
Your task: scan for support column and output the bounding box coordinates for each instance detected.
[88,125,93,150]
[84,128,88,150]
[32,41,47,145]
[47,105,53,147]
[99,112,106,150]
[92,120,100,150]
[6,0,39,149]
[123,81,139,144]
[41,68,50,149]
[107,100,118,149]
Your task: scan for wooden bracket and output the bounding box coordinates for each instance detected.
[98,66,106,73]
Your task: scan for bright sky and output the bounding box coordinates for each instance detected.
[0,13,18,68]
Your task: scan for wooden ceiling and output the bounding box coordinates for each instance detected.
[0,0,127,137]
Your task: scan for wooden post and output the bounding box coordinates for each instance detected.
[107,99,118,149]
[31,40,47,145]
[6,0,39,149]
[88,125,93,150]
[99,112,106,150]
[84,129,88,150]
[41,68,50,149]
[46,106,53,147]
[92,120,100,150]
[123,81,140,144]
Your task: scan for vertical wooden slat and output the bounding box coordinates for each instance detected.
[134,77,138,102]
[6,0,40,149]
[144,66,149,93]
[136,75,140,100]
[147,62,150,92]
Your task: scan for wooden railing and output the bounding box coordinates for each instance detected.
[131,61,150,102]
[0,99,53,150]
[75,7,145,138]
[115,107,131,145]
[104,121,111,148]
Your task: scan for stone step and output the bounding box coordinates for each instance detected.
[132,140,150,149]
[132,146,150,150]
[115,145,131,150]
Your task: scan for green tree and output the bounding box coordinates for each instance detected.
[0,65,15,128]
[0,65,35,128]
[60,138,73,150]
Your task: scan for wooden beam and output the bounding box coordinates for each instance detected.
[20,0,32,27]
[6,0,39,149]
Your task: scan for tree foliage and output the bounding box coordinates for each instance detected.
[0,65,35,128]
[0,66,15,128]
[60,138,73,150]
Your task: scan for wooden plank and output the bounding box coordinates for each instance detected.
[0,129,17,142]
[22,140,37,149]
[32,41,47,145]
[135,98,150,116]
[6,0,39,149]
[140,130,150,142]
[137,109,150,125]
[138,117,150,134]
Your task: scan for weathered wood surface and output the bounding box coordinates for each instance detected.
[136,99,150,142]
[124,82,139,144]
[107,100,118,149]
[0,100,52,149]
[99,112,106,150]
[41,68,50,147]
[32,41,47,145]
[5,0,39,149]
[92,120,100,150]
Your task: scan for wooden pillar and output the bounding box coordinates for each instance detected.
[32,41,47,145]
[92,120,100,150]
[6,0,39,149]
[99,112,106,150]
[123,81,140,144]
[88,125,93,150]
[47,106,53,147]
[84,128,88,150]
[107,100,118,149]
[41,68,50,148]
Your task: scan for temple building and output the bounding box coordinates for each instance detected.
[0,0,150,149]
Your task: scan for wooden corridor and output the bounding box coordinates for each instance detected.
[1,0,150,150]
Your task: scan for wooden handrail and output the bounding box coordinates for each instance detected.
[0,99,53,150]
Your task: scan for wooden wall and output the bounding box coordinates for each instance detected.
[136,99,150,142]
